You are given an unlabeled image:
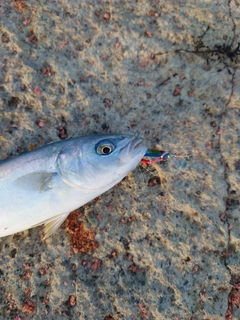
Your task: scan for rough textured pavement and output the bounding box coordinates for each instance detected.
[0,0,240,319]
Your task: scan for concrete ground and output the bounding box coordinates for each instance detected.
[0,0,240,319]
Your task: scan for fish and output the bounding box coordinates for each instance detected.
[0,134,147,239]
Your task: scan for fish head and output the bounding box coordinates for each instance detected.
[57,135,147,191]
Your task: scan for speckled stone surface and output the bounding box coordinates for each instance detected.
[0,0,240,319]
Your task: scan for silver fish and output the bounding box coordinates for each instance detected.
[0,134,147,239]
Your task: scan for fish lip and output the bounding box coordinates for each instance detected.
[131,138,144,151]
[118,137,147,162]
[131,138,148,160]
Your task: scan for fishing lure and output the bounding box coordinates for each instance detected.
[141,149,169,165]
[142,148,194,165]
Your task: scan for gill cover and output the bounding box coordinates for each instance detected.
[57,146,87,189]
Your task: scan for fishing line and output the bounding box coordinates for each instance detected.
[136,148,196,209]
[141,148,196,166]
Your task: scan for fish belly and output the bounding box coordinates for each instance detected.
[0,178,100,237]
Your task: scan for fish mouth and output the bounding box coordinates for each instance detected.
[118,137,147,165]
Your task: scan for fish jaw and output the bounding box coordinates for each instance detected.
[116,138,147,175]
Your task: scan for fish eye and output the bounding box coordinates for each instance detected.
[96,141,115,155]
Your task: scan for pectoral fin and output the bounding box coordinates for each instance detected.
[14,172,58,192]
[41,212,70,240]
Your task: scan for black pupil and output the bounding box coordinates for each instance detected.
[102,146,111,154]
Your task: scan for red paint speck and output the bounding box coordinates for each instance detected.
[33,87,42,95]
